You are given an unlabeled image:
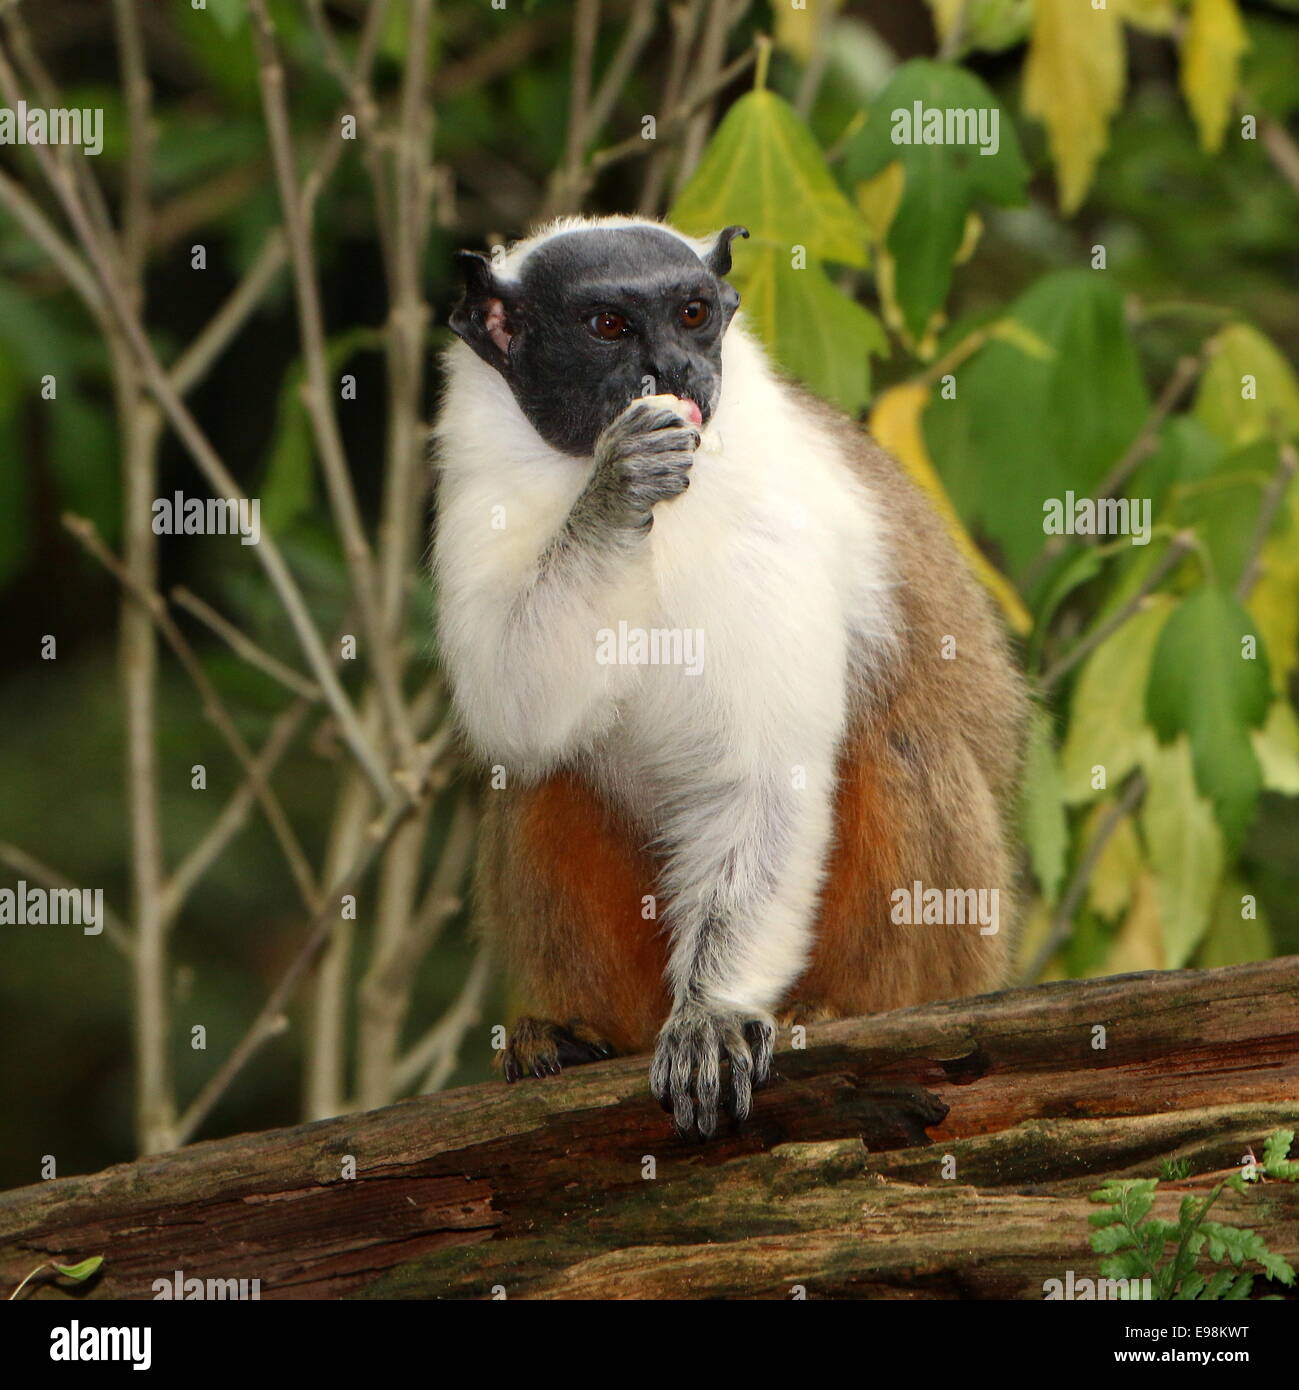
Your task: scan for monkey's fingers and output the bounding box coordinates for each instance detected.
[744,1018,776,1089]
[501,1017,614,1082]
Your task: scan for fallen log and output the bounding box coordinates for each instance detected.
[3,958,1297,1300]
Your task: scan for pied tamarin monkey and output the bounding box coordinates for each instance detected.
[433,216,1027,1138]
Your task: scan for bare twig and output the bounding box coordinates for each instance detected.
[174,734,452,1146]
[248,0,415,767]
[1021,354,1203,591]
[589,45,757,178]
[639,1,707,214]
[0,842,132,957]
[171,587,322,702]
[1037,531,1195,694]
[1022,773,1148,984]
[0,48,393,797]
[64,516,322,917]
[1260,117,1299,199]
[0,167,106,322]
[1235,440,1299,602]
[394,944,494,1095]
[167,232,287,397]
[671,0,751,200]
[162,699,313,923]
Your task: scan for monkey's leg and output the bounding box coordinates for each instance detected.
[500,1017,615,1082]
[478,771,671,1075]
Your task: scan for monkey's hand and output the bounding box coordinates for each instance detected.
[584,398,701,532]
[649,999,775,1139]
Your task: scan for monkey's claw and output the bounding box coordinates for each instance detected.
[500,1017,615,1082]
[649,1001,775,1139]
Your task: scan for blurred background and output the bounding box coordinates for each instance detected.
[1,0,1297,1191]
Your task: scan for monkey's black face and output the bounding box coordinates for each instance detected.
[450,225,747,457]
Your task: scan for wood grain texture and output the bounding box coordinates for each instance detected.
[3,957,1297,1300]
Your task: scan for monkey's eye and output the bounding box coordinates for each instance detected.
[588,310,629,341]
[679,299,710,329]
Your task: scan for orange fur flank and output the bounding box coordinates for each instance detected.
[507,774,669,1054]
[487,707,1007,1053]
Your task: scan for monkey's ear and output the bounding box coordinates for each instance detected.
[704,225,749,277]
[448,250,515,374]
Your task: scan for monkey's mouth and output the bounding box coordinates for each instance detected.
[679,397,704,427]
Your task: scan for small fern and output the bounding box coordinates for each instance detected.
[1087,1128,1299,1300]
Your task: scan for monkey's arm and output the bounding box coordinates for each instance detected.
[436,400,699,767]
[649,743,840,1137]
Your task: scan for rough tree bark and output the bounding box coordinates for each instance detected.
[3,958,1297,1300]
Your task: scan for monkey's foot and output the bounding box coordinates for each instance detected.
[775,1000,837,1029]
[649,1000,775,1140]
[500,1017,615,1082]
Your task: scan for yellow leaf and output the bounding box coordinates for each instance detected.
[1013,895,1062,981]
[1115,0,1177,34]
[1196,878,1272,967]
[1023,0,1125,213]
[1141,735,1225,967]
[1098,870,1164,976]
[987,316,1056,361]
[954,210,983,266]
[927,0,967,45]
[869,383,1031,635]
[1249,526,1299,692]
[1195,323,1299,449]
[1060,599,1175,803]
[855,161,905,245]
[1084,804,1144,920]
[1180,0,1250,155]
[1253,700,1299,795]
[774,0,843,62]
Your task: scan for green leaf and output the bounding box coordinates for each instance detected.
[1092,1224,1139,1254]
[1029,546,1104,666]
[928,0,1033,54]
[260,328,381,532]
[50,392,120,545]
[1195,878,1272,968]
[1101,1250,1151,1281]
[925,271,1150,576]
[841,60,1028,337]
[1146,586,1271,846]
[1262,1129,1299,1180]
[208,0,247,37]
[730,245,884,415]
[53,1256,103,1282]
[1060,596,1174,803]
[1142,737,1225,965]
[1021,708,1068,902]
[0,352,26,590]
[1200,1268,1237,1299]
[1194,322,1299,449]
[672,89,869,266]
